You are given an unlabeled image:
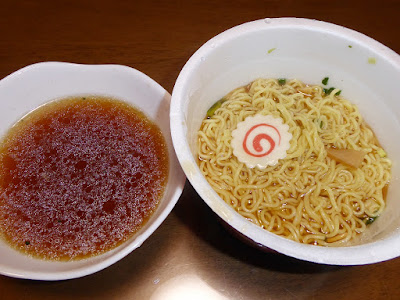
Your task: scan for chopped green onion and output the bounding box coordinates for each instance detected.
[323,87,341,96]
[207,98,226,118]
[323,87,335,95]
[322,77,329,85]
[368,57,377,64]
[315,118,324,129]
[267,48,276,54]
[364,216,378,225]
[278,78,286,85]
[348,45,353,48]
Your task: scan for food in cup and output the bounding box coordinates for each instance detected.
[197,78,391,246]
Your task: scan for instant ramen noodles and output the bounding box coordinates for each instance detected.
[197,78,391,246]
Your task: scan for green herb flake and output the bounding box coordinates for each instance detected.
[278,78,286,85]
[323,87,341,96]
[267,48,276,54]
[323,87,335,95]
[368,57,377,64]
[25,241,30,245]
[348,45,353,48]
[322,77,329,85]
[315,118,324,129]
[207,98,226,118]
[364,216,378,225]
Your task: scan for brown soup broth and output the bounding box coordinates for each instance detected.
[0,96,169,260]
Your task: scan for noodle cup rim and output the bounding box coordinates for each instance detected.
[171,17,400,265]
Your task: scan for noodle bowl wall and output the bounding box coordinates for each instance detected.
[171,18,400,265]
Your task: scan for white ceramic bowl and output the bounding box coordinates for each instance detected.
[0,62,186,280]
[171,18,400,265]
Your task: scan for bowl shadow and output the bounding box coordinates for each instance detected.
[174,181,342,275]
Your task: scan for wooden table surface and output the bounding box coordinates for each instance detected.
[0,0,399,299]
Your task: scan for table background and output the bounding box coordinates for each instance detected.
[0,0,399,299]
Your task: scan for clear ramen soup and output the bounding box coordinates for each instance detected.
[0,96,169,260]
[197,78,391,246]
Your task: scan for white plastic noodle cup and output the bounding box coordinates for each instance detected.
[170,17,400,265]
[0,62,186,280]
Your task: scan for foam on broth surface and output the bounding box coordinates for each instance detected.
[0,96,169,260]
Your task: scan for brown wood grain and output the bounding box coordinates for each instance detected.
[0,0,399,299]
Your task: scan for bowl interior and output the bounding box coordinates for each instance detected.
[171,18,400,265]
[0,62,185,280]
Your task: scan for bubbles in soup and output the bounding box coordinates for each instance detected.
[0,96,169,260]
